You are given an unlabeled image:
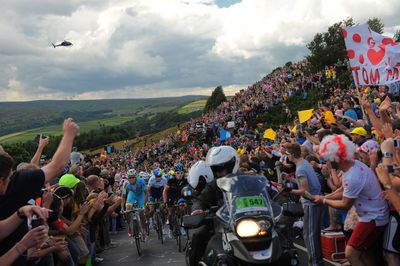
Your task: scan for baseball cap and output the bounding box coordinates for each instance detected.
[350,127,367,137]
[58,173,80,189]
[358,140,380,154]
[53,186,74,199]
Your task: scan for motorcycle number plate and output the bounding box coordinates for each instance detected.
[235,196,266,209]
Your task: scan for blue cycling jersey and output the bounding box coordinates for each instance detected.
[127,177,147,195]
[148,176,167,188]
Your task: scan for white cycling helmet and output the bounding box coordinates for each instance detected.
[127,169,137,178]
[139,171,150,178]
[206,145,240,175]
[188,161,214,190]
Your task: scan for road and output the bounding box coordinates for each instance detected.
[99,227,340,266]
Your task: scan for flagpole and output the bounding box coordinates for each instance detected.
[354,83,367,120]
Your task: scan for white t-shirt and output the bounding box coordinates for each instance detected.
[343,160,389,226]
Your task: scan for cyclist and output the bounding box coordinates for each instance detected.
[188,146,240,266]
[138,171,151,184]
[145,168,167,226]
[163,162,188,238]
[125,169,148,241]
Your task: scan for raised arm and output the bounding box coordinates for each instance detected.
[41,119,79,184]
[31,135,49,166]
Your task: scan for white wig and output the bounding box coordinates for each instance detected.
[319,134,357,163]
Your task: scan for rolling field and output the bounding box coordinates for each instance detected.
[177,99,206,114]
[89,125,180,155]
[0,115,138,144]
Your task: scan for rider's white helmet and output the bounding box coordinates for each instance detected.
[127,169,137,178]
[206,145,240,175]
[188,161,214,189]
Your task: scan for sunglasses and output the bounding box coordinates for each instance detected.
[175,171,184,175]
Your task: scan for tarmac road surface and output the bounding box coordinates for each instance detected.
[100,227,340,266]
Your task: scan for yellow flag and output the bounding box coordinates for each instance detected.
[291,125,297,133]
[324,110,335,124]
[298,109,314,123]
[263,128,276,140]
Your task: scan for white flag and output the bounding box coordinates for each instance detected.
[343,24,400,85]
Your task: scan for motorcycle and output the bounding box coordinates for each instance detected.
[183,173,292,266]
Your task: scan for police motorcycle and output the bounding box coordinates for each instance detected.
[183,173,289,266]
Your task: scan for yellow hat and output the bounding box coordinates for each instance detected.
[351,127,367,137]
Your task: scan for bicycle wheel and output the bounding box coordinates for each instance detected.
[145,220,150,236]
[178,213,184,252]
[156,213,164,244]
[173,215,182,252]
[133,220,142,256]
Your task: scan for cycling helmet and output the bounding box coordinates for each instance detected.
[206,145,239,175]
[188,161,214,190]
[174,163,185,172]
[127,169,137,178]
[153,168,162,177]
[177,198,185,204]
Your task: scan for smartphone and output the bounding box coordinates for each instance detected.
[387,165,396,174]
[31,216,45,229]
[394,139,400,148]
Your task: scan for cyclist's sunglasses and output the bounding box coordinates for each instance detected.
[175,171,184,175]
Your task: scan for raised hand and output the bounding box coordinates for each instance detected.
[63,118,80,137]
[38,134,50,148]
[18,205,51,221]
[375,164,391,186]
[381,123,394,139]
[20,225,48,249]
[79,201,92,215]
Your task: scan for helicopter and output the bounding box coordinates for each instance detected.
[51,40,73,48]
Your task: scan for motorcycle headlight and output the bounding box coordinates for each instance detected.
[236,219,260,238]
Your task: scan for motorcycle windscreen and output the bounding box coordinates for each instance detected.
[217,174,273,221]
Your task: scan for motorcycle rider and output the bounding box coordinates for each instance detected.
[188,146,240,266]
[187,160,214,194]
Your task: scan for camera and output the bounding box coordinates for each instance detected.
[387,165,398,174]
[31,215,45,229]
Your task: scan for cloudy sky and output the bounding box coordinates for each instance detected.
[1,0,399,101]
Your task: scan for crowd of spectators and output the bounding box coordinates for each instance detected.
[1,58,400,266]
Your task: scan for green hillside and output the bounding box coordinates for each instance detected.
[0,96,206,144]
[177,99,207,114]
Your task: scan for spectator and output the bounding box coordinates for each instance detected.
[0,118,79,266]
[70,147,84,165]
[286,143,324,266]
[315,134,389,266]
